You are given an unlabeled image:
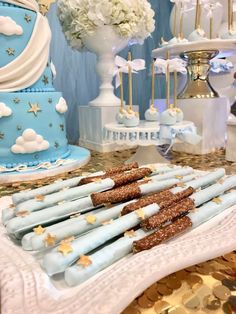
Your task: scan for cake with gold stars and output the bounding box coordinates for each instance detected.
[0,0,79,170]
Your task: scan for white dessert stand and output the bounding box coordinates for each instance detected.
[104,121,195,165]
[0,146,91,184]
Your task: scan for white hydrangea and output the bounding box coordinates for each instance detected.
[57,0,155,51]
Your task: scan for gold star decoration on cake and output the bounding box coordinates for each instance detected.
[35,195,45,202]
[48,98,53,104]
[76,255,92,268]
[42,75,49,85]
[6,48,15,56]
[85,215,97,225]
[124,230,136,238]
[24,14,32,23]
[44,233,56,247]
[54,142,59,149]
[135,208,145,220]
[57,241,73,256]
[60,124,64,131]
[13,98,20,104]
[33,225,45,235]
[28,103,42,117]
[38,0,56,15]
[0,132,4,140]
[212,197,222,205]
[16,210,30,217]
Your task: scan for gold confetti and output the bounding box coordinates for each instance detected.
[124,230,136,238]
[135,208,145,220]
[16,210,30,217]
[35,194,45,202]
[77,255,92,268]
[212,197,222,205]
[58,242,73,256]
[175,175,183,180]
[33,225,45,235]
[85,215,97,224]
[44,234,56,247]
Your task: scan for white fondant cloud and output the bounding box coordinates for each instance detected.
[11,129,50,154]
[0,102,12,118]
[55,97,68,114]
[0,16,23,36]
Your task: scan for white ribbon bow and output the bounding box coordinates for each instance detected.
[154,58,187,74]
[203,1,222,18]
[114,56,146,88]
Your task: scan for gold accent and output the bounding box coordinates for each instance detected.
[38,0,56,15]
[77,255,92,268]
[24,14,32,23]
[119,71,125,112]
[28,103,42,117]
[58,241,73,256]
[6,48,15,56]
[33,225,45,235]
[42,75,49,85]
[85,215,97,225]
[35,195,45,202]
[212,197,222,204]
[128,52,133,111]
[135,208,145,220]
[178,50,219,99]
[44,233,56,247]
[16,210,30,217]
[124,230,136,238]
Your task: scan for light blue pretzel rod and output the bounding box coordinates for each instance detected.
[21,174,197,251]
[42,173,233,276]
[64,190,236,287]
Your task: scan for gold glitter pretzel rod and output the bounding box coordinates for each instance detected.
[78,162,139,185]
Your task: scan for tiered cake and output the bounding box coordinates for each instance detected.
[0,0,71,169]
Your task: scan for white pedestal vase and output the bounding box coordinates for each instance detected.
[82,26,129,107]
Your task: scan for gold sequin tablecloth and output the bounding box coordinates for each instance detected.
[1,147,236,314]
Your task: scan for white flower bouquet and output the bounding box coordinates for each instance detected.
[57,0,155,51]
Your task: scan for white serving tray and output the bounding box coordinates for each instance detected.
[1,173,236,314]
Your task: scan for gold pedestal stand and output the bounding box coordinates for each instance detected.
[178,50,219,99]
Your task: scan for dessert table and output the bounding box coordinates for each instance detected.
[1,147,236,314]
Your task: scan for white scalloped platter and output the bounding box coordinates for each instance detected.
[1,174,236,314]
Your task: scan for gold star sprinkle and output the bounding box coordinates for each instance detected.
[175,175,183,180]
[42,75,49,85]
[33,225,45,235]
[28,103,41,117]
[13,98,20,104]
[124,230,136,238]
[35,195,45,202]
[38,0,56,15]
[101,219,113,225]
[85,215,97,225]
[24,14,32,23]
[16,210,30,217]
[135,208,145,220]
[44,234,56,247]
[6,48,15,56]
[0,132,4,140]
[212,197,222,204]
[57,241,73,256]
[61,236,75,244]
[77,255,92,268]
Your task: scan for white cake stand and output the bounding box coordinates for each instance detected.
[104,121,194,165]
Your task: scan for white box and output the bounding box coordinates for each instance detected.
[173,97,228,155]
[78,105,138,153]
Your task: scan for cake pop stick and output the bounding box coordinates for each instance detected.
[42,170,226,276]
[179,2,184,38]
[133,189,236,252]
[128,52,133,112]
[119,71,125,112]
[166,51,171,108]
[15,168,152,213]
[151,60,155,109]
[195,0,201,29]
[229,0,232,32]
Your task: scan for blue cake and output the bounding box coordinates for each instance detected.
[0,0,71,169]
